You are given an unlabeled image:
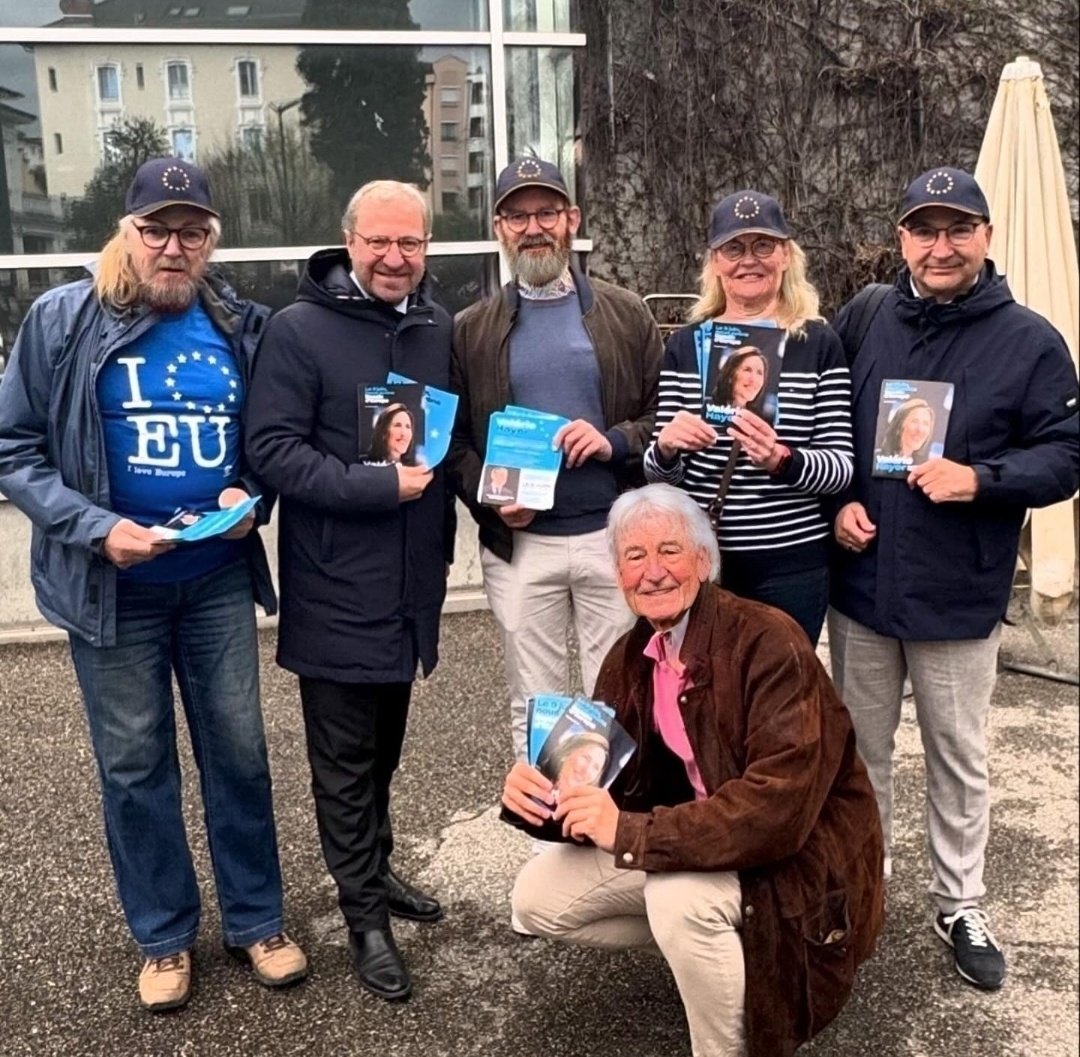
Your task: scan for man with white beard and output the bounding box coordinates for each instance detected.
[448,158,662,775]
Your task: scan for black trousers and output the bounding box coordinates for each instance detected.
[298,677,412,932]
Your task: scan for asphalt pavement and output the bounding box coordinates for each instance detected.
[1,599,1076,1057]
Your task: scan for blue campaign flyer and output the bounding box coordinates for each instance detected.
[701,321,786,427]
[153,495,261,542]
[527,693,574,767]
[385,372,459,468]
[479,408,569,510]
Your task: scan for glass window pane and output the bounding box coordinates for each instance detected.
[4,1,488,30]
[97,65,119,102]
[505,47,576,201]
[503,0,576,32]
[0,255,493,381]
[0,43,493,252]
[238,60,259,98]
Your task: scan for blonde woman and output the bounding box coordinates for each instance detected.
[643,190,853,644]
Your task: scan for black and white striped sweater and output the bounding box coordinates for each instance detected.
[643,319,853,570]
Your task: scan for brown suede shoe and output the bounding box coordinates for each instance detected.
[138,951,192,1012]
[228,932,308,988]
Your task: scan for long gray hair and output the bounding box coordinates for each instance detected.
[606,484,721,581]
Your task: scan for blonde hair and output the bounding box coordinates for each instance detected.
[688,239,823,337]
[94,214,221,309]
[341,180,431,235]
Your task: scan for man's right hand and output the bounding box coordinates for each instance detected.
[834,502,877,552]
[103,519,175,568]
[495,502,536,529]
[396,463,433,502]
[502,761,555,827]
[656,410,718,461]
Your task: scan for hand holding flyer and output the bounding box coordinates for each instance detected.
[153,494,261,542]
[479,407,570,510]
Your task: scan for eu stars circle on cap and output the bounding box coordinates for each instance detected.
[708,190,790,249]
[898,167,989,224]
[125,156,220,218]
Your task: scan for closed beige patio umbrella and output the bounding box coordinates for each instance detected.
[975,55,1079,625]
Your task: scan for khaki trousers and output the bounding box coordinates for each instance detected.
[481,529,636,760]
[513,844,746,1057]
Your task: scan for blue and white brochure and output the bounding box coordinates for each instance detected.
[153,494,261,542]
[386,371,459,468]
[701,321,786,428]
[479,408,569,510]
[872,378,954,478]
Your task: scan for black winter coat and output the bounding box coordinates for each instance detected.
[245,248,454,682]
[831,263,1079,639]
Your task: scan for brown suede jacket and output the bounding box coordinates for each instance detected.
[447,264,662,562]
[600,584,885,1057]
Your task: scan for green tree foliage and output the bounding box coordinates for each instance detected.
[66,117,169,249]
[296,0,431,205]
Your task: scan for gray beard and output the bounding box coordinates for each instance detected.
[140,274,199,313]
[509,241,570,288]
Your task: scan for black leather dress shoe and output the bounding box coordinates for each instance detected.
[348,928,412,1001]
[386,868,444,923]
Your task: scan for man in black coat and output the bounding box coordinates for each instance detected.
[246,180,454,1002]
[829,167,1079,994]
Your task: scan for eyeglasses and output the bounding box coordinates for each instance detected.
[133,223,211,250]
[903,221,983,247]
[497,208,566,234]
[715,237,782,261]
[351,233,428,258]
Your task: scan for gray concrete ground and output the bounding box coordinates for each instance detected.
[1,599,1076,1057]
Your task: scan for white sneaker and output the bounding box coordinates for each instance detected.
[510,910,536,937]
[883,855,892,880]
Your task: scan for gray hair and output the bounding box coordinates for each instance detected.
[341,180,431,235]
[606,484,721,580]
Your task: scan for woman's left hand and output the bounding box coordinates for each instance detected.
[553,786,619,851]
[727,409,781,469]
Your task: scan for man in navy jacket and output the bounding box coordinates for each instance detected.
[246,180,453,1002]
[829,167,1079,992]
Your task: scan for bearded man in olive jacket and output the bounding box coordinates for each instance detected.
[502,484,884,1057]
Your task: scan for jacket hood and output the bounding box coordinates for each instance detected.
[296,246,435,318]
[893,260,1014,327]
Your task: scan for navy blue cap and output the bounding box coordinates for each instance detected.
[494,158,570,212]
[708,190,790,248]
[898,167,989,224]
[125,157,219,218]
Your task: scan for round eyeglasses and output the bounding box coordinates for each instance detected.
[715,237,782,262]
[132,223,211,250]
[497,208,567,234]
[351,233,429,258]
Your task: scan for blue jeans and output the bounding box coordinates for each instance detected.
[720,563,830,646]
[68,560,284,957]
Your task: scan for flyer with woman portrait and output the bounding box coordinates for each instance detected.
[699,322,787,427]
[872,379,955,477]
[358,382,425,466]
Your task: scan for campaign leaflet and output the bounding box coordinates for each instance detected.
[386,371,459,468]
[479,408,570,511]
[153,495,261,542]
[872,378,955,478]
[700,321,786,428]
[527,693,574,768]
[357,382,425,465]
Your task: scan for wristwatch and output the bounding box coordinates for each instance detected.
[768,444,794,476]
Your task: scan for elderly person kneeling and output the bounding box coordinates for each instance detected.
[501,483,884,1057]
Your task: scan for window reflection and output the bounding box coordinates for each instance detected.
[505,47,576,201]
[0,255,493,374]
[503,0,576,32]
[0,43,493,252]
[2,0,487,31]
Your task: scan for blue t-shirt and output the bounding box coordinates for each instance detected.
[96,300,245,582]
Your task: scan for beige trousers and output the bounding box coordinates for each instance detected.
[512,844,746,1057]
[481,529,636,761]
